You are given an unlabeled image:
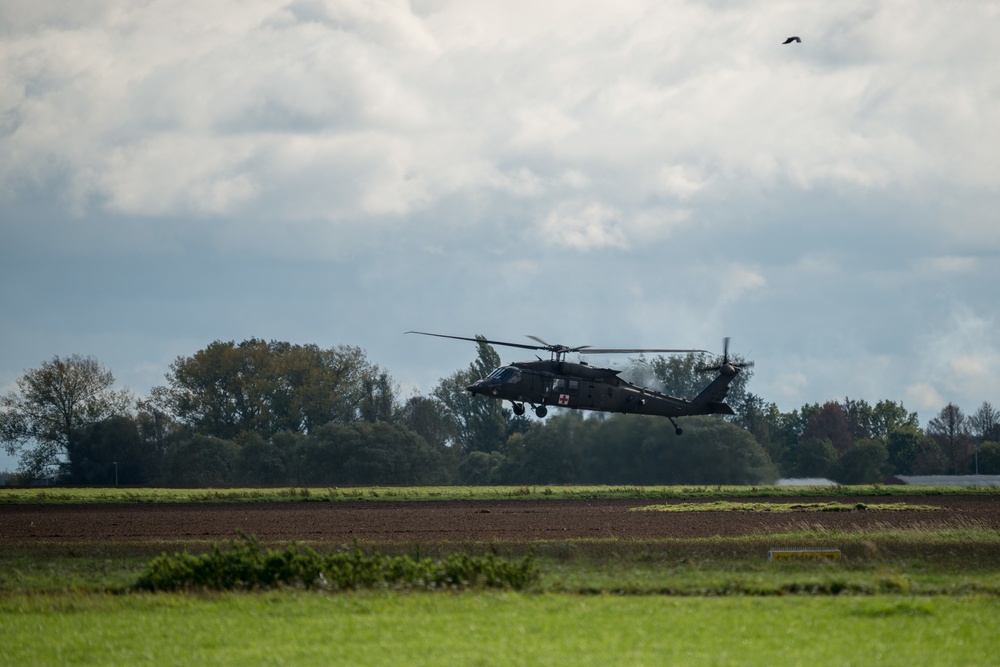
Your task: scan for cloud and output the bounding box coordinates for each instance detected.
[1,0,999,424]
[722,265,766,303]
[768,371,809,406]
[921,256,979,274]
[905,383,945,414]
[655,165,708,200]
[5,0,999,233]
[913,304,999,406]
[538,201,626,251]
[91,137,259,215]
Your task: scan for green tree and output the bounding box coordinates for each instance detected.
[927,403,973,473]
[733,393,782,463]
[398,395,460,479]
[837,397,917,441]
[885,427,946,476]
[135,392,181,463]
[65,415,160,485]
[432,337,507,453]
[398,395,454,447]
[835,438,889,484]
[234,432,287,485]
[868,400,919,439]
[1,355,132,479]
[348,421,441,484]
[979,442,1000,474]
[514,413,584,484]
[358,371,398,423]
[970,402,1000,443]
[790,436,838,479]
[284,432,339,485]
[576,412,656,483]
[654,417,775,484]
[161,435,240,485]
[160,340,391,439]
[887,427,924,475]
[839,397,874,440]
[801,402,853,454]
[571,414,774,485]
[771,408,806,476]
[457,451,508,484]
[291,422,441,485]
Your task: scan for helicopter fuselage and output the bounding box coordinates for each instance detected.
[406,331,749,435]
[468,359,737,424]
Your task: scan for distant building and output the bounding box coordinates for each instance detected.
[886,475,1000,487]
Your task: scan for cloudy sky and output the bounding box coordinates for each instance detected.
[2,0,999,465]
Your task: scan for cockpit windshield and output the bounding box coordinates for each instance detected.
[487,366,521,383]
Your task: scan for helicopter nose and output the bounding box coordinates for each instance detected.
[467,378,497,395]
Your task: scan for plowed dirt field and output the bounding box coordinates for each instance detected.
[2,495,997,544]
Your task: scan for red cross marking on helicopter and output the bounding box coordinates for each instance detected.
[558,394,570,405]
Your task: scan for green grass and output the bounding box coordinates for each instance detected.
[5,527,1000,596]
[3,487,999,664]
[3,483,1000,504]
[2,591,998,666]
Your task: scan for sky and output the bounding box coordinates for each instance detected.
[2,0,999,469]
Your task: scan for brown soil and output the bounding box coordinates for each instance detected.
[2,495,997,544]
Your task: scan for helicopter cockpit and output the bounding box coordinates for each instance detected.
[468,365,522,398]
[484,366,522,384]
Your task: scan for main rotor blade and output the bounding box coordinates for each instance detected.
[408,332,710,357]
[528,336,708,356]
[526,335,591,353]
[580,348,710,355]
[405,331,547,352]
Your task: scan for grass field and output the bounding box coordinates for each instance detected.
[2,485,999,665]
[3,483,1000,504]
[3,592,999,666]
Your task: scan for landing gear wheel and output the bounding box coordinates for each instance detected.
[668,417,682,436]
[535,405,548,418]
[512,403,525,416]
[675,427,683,436]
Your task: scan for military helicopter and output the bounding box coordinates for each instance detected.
[407,332,753,435]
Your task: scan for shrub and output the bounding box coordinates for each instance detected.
[134,532,537,592]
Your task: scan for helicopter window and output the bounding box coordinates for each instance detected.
[487,367,521,383]
[497,367,521,383]
[552,378,578,393]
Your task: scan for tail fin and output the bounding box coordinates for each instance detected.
[691,338,751,416]
[691,372,737,415]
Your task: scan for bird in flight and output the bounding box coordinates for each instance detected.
[782,36,801,44]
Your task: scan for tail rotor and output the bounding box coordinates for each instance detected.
[698,337,754,375]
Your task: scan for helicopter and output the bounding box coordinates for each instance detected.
[407,332,753,435]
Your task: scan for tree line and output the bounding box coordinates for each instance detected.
[2,338,998,485]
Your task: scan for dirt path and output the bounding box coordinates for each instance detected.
[2,495,997,544]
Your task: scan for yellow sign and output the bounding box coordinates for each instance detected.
[768,549,841,561]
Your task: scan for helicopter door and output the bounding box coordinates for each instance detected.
[551,378,580,407]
